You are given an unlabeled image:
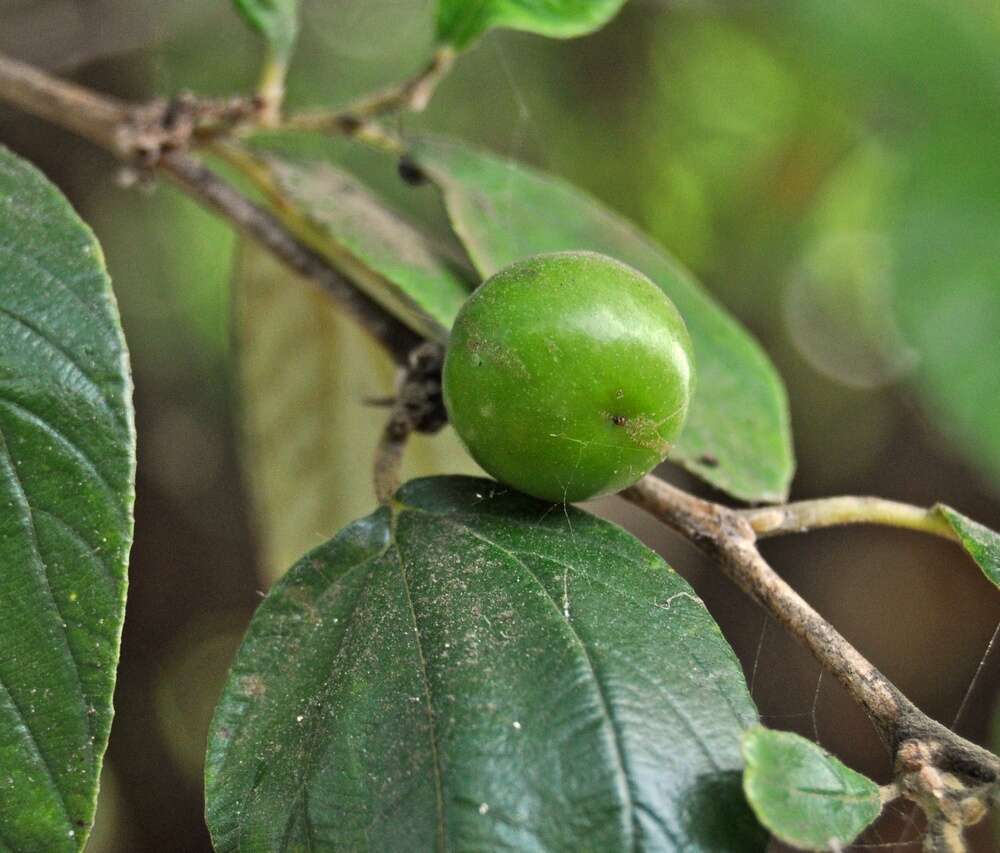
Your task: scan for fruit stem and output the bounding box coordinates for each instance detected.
[374,344,448,503]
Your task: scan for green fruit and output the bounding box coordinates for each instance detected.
[443,251,695,502]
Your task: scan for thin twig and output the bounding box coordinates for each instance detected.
[740,496,959,542]
[623,477,901,736]
[159,152,419,363]
[256,54,288,127]
[0,51,418,363]
[374,411,413,504]
[622,476,1000,790]
[0,52,129,151]
[286,46,456,135]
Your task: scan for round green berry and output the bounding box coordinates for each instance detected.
[442,251,695,502]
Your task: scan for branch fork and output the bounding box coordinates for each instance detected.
[896,739,995,850]
[119,92,262,167]
[621,475,999,849]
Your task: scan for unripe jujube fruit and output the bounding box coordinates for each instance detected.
[443,251,695,502]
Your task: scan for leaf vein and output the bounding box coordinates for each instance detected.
[430,515,642,852]
[501,547,726,773]
[0,395,125,525]
[35,509,117,590]
[0,305,116,420]
[393,543,448,853]
[0,670,74,846]
[0,426,90,833]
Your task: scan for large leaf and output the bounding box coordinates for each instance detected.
[437,0,628,50]
[206,476,765,851]
[234,243,480,582]
[936,505,1000,590]
[413,138,794,503]
[234,152,473,342]
[233,0,299,62]
[741,726,882,850]
[0,148,135,849]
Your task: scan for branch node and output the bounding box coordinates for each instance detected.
[374,343,447,503]
[117,93,261,167]
[398,342,448,435]
[895,739,993,852]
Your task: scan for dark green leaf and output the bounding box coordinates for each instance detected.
[936,505,1000,589]
[206,476,765,851]
[233,0,299,61]
[742,726,882,850]
[239,154,473,342]
[437,0,628,50]
[0,148,135,850]
[413,137,794,503]
[233,243,480,582]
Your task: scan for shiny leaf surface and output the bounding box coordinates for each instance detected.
[936,505,1000,589]
[237,152,473,342]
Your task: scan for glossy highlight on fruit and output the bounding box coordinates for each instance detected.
[443,251,695,502]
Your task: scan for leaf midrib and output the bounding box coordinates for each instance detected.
[512,548,726,774]
[234,545,389,851]
[393,543,448,853]
[425,510,755,731]
[419,510,641,852]
[0,426,82,837]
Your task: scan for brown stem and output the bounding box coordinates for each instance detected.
[622,475,1000,789]
[0,51,417,364]
[374,413,412,504]
[0,52,129,151]
[159,152,418,362]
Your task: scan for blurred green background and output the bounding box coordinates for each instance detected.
[2,0,999,849]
